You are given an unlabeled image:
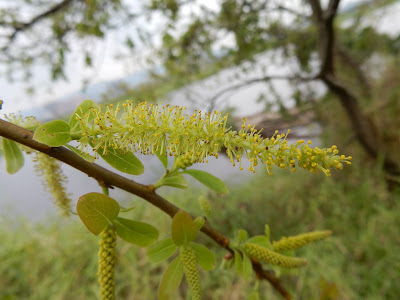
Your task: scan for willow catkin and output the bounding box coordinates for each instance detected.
[33,152,71,216]
[243,243,307,269]
[272,230,332,253]
[181,246,201,300]
[98,226,117,300]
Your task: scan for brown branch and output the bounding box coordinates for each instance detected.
[8,0,76,42]
[335,42,371,96]
[308,0,400,178]
[0,118,291,299]
[322,74,399,175]
[207,74,316,111]
[308,0,340,75]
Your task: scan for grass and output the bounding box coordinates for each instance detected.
[1,158,399,300]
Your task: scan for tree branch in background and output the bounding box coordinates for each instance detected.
[335,42,372,97]
[2,0,75,49]
[308,0,400,178]
[0,118,291,299]
[207,74,316,111]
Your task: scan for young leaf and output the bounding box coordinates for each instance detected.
[69,99,99,133]
[33,120,72,147]
[234,249,243,276]
[76,192,120,235]
[98,146,144,175]
[171,211,198,246]
[2,138,24,174]
[265,225,270,241]
[246,236,271,248]
[147,238,177,263]
[182,169,228,194]
[191,242,216,271]
[65,145,95,162]
[238,229,249,245]
[155,173,188,189]
[114,217,159,247]
[158,257,184,300]
[242,253,253,280]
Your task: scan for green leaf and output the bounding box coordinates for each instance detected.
[155,173,188,189]
[2,139,24,174]
[242,253,253,280]
[114,217,159,247]
[182,169,228,194]
[265,225,270,241]
[234,249,243,276]
[65,144,95,162]
[155,141,168,170]
[76,192,120,235]
[147,238,177,263]
[69,99,99,133]
[194,216,205,230]
[33,120,71,147]
[171,211,198,246]
[238,229,249,245]
[246,236,271,248]
[158,257,184,300]
[191,242,216,271]
[98,146,144,175]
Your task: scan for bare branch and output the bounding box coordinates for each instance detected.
[335,42,371,96]
[325,0,341,21]
[8,0,76,42]
[0,118,292,299]
[308,0,338,75]
[207,74,316,111]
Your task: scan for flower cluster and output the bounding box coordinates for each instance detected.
[74,101,351,175]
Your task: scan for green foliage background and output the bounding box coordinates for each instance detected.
[1,160,399,299]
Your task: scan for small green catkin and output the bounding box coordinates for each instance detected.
[98,226,117,300]
[243,243,308,269]
[272,230,332,253]
[181,246,201,300]
[33,152,71,216]
[198,196,211,217]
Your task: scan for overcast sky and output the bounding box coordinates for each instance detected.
[1,0,399,116]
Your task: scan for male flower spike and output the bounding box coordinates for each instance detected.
[74,101,351,175]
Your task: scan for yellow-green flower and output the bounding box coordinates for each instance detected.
[74,101,351,175]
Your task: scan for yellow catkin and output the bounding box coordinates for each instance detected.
[243,243,307,269]
[181,246,201,300]
[98,226,117,300]
[33,152,71,216]
[272,230,332,253]
[75,101,351,176]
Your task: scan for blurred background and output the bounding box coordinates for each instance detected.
[1,0,400,299]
